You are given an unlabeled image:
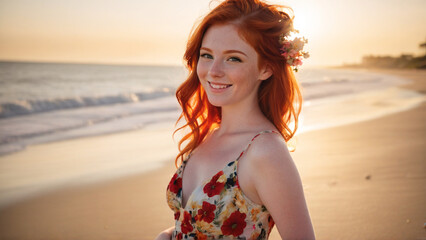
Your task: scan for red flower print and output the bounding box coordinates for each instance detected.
[235,178,240,188]
[168,173,182,194]
[176,233,182,240]
[174,211,180,220]
[196,201,216,223]
[221,211,247,237]
[203,171,225,197]
[180,211,193,234]
[267,216,275,234]
[196,230,207,240]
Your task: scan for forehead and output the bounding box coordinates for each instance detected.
[201,24,256,55]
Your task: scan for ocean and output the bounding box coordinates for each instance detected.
[0,61,424,208]
[0,61,424,156]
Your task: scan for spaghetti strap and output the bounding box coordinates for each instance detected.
[166,129,280,239]
[236,130,281,161]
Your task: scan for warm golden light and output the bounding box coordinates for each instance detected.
[291,4,323,39]
[0,0,424,66]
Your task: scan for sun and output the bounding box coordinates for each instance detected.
[291,4,322,39]
[266,0,322,39]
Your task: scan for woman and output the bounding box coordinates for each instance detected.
[156,0,314,239]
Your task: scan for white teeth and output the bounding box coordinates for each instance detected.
[209,82,231,89]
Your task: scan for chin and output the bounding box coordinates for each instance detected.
[205,95,228,107]
[207,99,225,107]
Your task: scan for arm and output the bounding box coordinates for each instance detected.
[249,135,315,239]
[154,226,174,240]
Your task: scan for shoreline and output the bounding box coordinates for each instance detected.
[0,68,424,239]
[1,67,423,158]
[0,126,178,208]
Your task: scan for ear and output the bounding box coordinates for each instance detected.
[258,64,273,81]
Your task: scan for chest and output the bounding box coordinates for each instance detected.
[181,146,242,206]
[167,152,274,239]
[169,158,274,239]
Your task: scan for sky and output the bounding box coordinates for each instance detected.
[0,0,425,67]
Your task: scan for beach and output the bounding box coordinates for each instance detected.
[0,68,425,240]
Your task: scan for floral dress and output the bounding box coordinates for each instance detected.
[166,130,280,239]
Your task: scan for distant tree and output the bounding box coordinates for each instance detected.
[420,41,426,56]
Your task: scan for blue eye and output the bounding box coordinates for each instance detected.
[228,57,242,62]
[200,53,213,59]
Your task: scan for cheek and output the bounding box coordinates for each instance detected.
[196,61,208,80]
[236,67,258,84]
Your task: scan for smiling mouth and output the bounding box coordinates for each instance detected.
[208,81,233,89]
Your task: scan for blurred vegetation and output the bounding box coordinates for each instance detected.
[341,41,426,69]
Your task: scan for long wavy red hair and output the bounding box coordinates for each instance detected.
[174,0,303,166]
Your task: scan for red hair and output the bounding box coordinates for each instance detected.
[174,0,303,166]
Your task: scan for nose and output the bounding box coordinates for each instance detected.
[208,59,225,78]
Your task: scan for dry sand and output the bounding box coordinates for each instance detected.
[0,69,424,240]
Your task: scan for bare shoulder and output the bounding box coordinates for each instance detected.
[244,132,315,239]
[246,132,302,200]
[245,132,294,173]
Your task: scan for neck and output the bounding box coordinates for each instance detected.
[216,97,270,136]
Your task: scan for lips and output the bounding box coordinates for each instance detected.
[208,81,232,90]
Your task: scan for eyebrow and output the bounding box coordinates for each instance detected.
[200,47,248,57]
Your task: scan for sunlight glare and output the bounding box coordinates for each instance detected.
[291,4,322,39]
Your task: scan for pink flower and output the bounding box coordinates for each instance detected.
[292,37,305,51]
[283,42,291,49]
[289,49,298,58]
[294,59,303,66]
[279,30,309,71]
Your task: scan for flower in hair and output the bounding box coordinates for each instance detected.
[279,30,309,72]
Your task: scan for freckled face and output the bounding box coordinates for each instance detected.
[196,24,271,108]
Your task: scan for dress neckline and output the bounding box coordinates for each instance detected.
[179,130,280,209]
[180,158,237,209]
